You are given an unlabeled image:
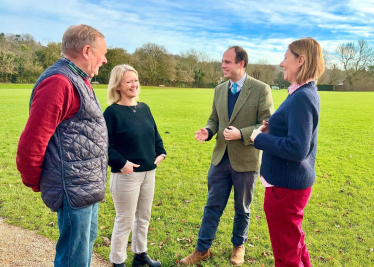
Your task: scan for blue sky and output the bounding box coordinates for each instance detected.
[1,0,374,64]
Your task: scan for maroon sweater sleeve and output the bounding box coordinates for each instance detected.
[16,74,83,192]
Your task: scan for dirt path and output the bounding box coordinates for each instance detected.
[0,217,111,267]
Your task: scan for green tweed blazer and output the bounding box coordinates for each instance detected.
[206,74,274,172]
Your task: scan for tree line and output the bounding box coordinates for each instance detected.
[1,32,373,90]
[322,39,374,90]
[0,33,282,87]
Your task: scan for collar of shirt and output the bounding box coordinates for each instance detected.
[288,78,314,95]
[229,72,247,92]
[61,57,92,81]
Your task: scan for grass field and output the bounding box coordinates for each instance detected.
[0,84,373,266]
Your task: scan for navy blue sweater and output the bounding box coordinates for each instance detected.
[228,89,240,119]
[254,82,320,189]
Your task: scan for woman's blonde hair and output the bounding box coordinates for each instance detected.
[107,64,140,104]
[289,38,325,85]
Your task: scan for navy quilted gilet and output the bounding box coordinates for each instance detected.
[30,59,108,211]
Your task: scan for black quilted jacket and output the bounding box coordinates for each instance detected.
[30,59,108,211]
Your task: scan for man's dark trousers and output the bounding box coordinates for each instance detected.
[196,156,258,251]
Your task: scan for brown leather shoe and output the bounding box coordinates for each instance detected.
[179,249,210,265]
[230,245,245,266]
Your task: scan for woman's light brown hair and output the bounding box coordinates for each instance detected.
[289,38,325,85]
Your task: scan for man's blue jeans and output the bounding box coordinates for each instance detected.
[196,156,258,252]
[54,196,99,267]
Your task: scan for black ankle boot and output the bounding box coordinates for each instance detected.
[113,263,125,267]
[132,252,161,267]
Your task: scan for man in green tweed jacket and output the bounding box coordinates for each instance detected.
[180,46,274,266]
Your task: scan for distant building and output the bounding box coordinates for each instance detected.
[337,71,374,91]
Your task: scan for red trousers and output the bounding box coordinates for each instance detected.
[264,186,312,267]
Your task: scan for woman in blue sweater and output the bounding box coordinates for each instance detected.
[251,38,324,267]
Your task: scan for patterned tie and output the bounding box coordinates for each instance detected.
[232,83,238,94]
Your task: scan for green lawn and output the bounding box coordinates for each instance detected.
[0,85,373,266]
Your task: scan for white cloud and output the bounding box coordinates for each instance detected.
[1,0,373,64]
[318,24,373,38]
[348,0,374,15]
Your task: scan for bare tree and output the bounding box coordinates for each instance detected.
[247,60,276,85]
[175,54,195,86]
[205,61,222,86]
[273,71,290,89]
[248,63,261,80]
[336,39,374,90]
[321,49,345,89]
[176,50,209,87]
[133,43,175,86]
